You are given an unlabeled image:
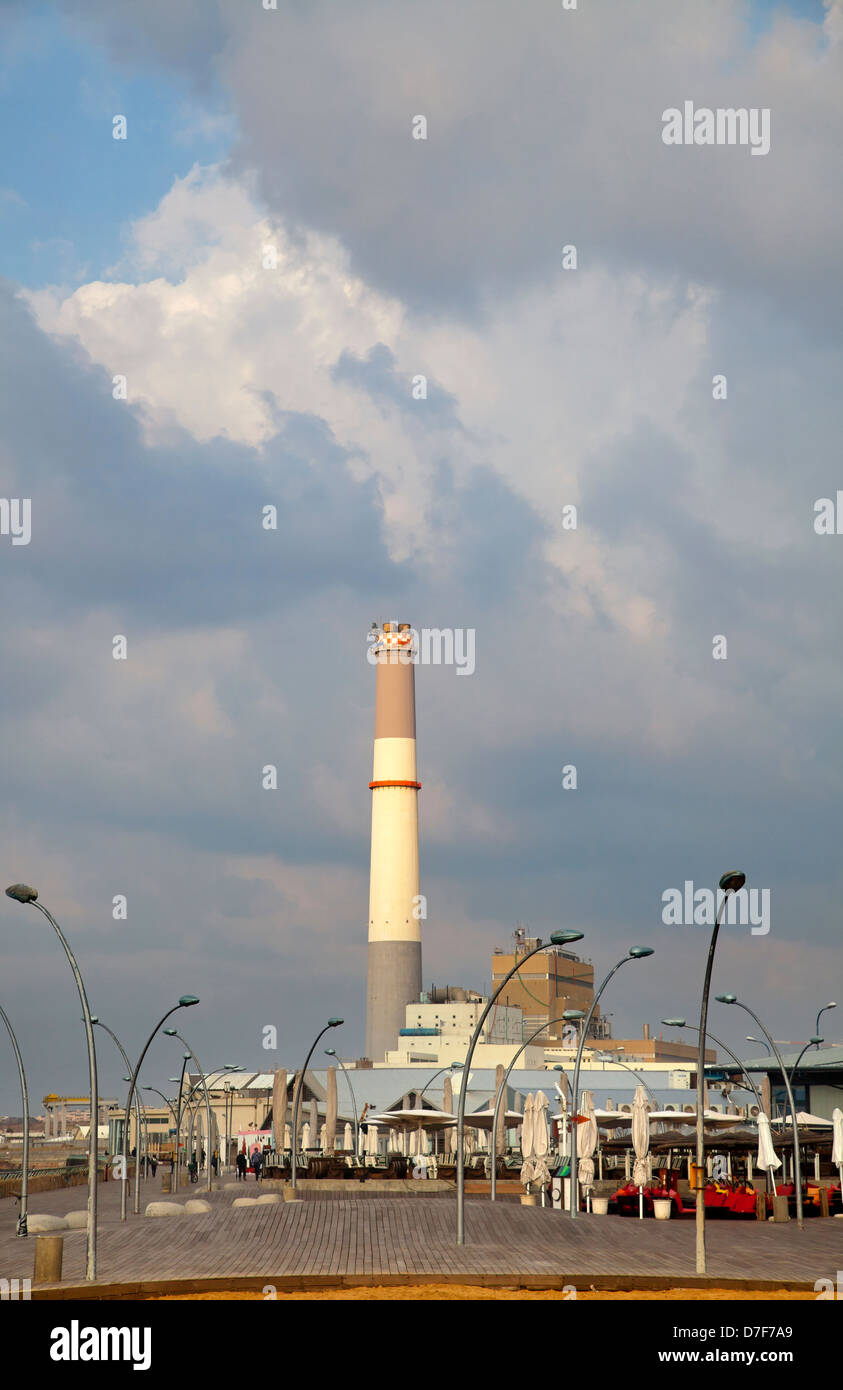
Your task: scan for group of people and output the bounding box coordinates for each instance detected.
[235,1143,270,1181]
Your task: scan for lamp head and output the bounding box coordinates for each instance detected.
[178,995,200,1008]
[5,883,38,903]
[661,1018,686,1028]
[553,1064,565,1071]
[324,1047,336,1056]
[562,1009,584,1021]
[825,1002,837,1010]
[90,1016,99,1025]
[628,946,654,959]
[550,930,584,946]
[719,871,746,894]
[328,1017,344,1028]
[715,994,737,1005]
[809,1035,824,1045]
[450,1062,464,1070]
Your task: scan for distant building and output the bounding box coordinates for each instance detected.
[491,930,598,1043]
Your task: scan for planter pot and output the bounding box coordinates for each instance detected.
[520,1193,538,1206]
[591,1196,609,1215]
[653,1198,672,1221]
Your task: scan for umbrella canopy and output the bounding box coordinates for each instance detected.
[465,1107,524,1130]
[520,1093,536,1186]
[775,1111,834,1128]
[493,1063,506,1160]
[552,1109,631,1130]
[301,1121,311,1150]
[319,1123,327,1151]
[832,1108,843,1168]
[366,1123,379,1157]
[757,1113,782,1173]
[631,1086,650,1188]
[284,1123,292,1150]
[648,1110,747,1127]
[343,1122,353,1150]
[576,1090,598,1190]
[272,1068,287,1151]
[367,1108,456,1131]
[325,1067,337,1152]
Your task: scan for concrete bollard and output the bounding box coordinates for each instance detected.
[819,1188,830,1218]
[755,1192,766,1222]
[34,1234,64,1284]
[161,1172,172,1193]
[772,1195,790,1222]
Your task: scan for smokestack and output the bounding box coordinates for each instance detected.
[365,622,422,1060]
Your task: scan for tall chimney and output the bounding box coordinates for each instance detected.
[364,622,422,1060]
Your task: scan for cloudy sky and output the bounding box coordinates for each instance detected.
[0,0,840,1112]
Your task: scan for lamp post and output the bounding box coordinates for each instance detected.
[325,1048,362,1156]
[142,1087,179,1125]
[290,1018,344,1189]
[162,1030,214,1197]
[569,947,655,1218]
[815,1003,836,1041]
[716,994,804,1229]
[489,1017,570,1201]
[170,1056,192,1190]
[456,930,584,1245]
[5,884,100,1280]
[0,1006,30,1236]
[788,1037,823,1103]
[746,1034,771,1056]
[90,1018,146,1188]
[693,869,745,1274]
[117,996,199,1221]
[417,1060,464,1105]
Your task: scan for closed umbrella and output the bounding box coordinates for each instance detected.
[631,1085,650,1220]
[319,1123,327,1152]
[533,1090,551,1193]
[284,1123,292,1150]
[309,1097,319,1146]
[493,1063,506,1165]
[343,1122,353,1151]
[325,1067,337,1152]
[443,1075,453,1115]
[272,1068,287,1154]
[576,1090,598,1211]
[757,1112,782,1186]
[520,1093,536,1188]
[301,1121,311,1151]
[366,1123,379,1158]
[832,1108,843,1195]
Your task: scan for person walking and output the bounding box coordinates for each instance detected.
[236,1150,247,1181]
[251,1146,263,1182]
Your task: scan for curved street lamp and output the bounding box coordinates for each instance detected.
[162,1029,214,1198]
[815,1003,836,1041]
[117,996,199,1220]
[90,1018,146,1193]
[693,869,745,1273]
[169,1056,192,1189]
[746,1034,771,1056]
[0,1005,30,1236]
[456,929,584,1245]
[290,1018,344,1189]
[5,883,100,1279]
[569,946,655,1219]
[716,993,804,1229]
[789,1037,823,1099]
[660,1019,764,1113]
[489,1016,570,1202]
[325,1047,364,1157]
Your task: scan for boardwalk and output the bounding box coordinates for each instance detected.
[1,1179,841,1293]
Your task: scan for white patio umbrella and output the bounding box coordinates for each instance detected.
[343,1122,353,1151]
[301,1120,311,1150]
[272,1068,287,1154]
[631,1085,650,1220]
[284,1123,292,1150]
[756,1112,782,1188]
[533,1091,552,1191]
[831,1108,843,1195]
[776,1112,834,1128]
[576,1090,598,1211]
[319,1123,327,1152]
[520,1093,536,1188]
[366,1123,379,1157]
